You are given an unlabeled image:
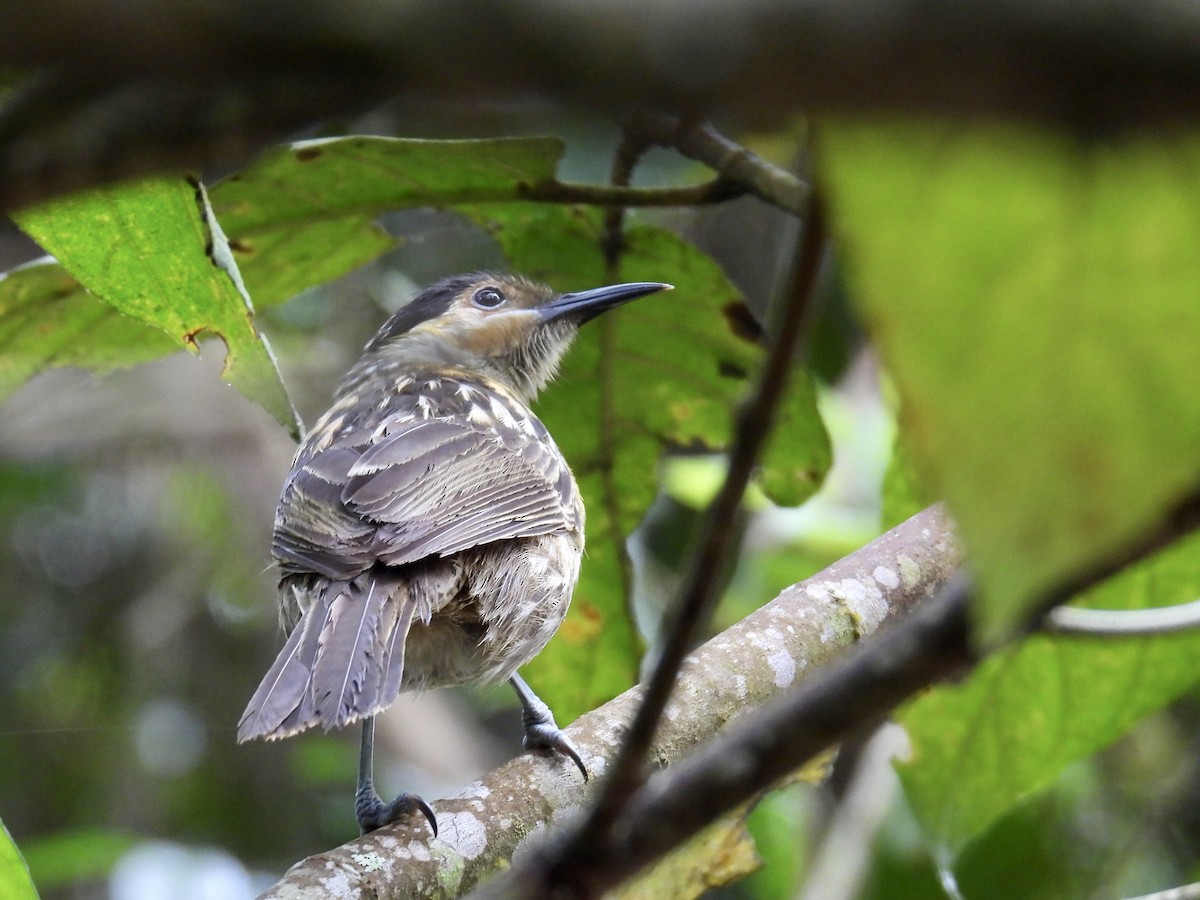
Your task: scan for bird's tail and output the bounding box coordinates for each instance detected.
[237,572,415,742]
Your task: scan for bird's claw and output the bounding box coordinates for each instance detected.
[524,720,589,782]
[356,788,438,837]
[511,672,588,780]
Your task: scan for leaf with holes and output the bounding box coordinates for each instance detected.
[14,176,298,434]
[0,137,568,406]
[211,136,565,305]
[458,203,831,718]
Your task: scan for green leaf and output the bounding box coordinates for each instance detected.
[952,792,1091,900]
[882,438,927,532]
[13,177,298,434]
[210,136,564,304]
[0,819,37,900]
[0,137,568,408]
[224,216,393,309]
[759,378,832,507]
[0,259,176,398]
[897,529,1200,857]
[819,119,1200,638]
[459,203,831,718]
[213,136,564,233]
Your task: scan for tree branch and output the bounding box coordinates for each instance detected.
[472,486,1200,897]
[260,505,962,899]
[600,117,655,269]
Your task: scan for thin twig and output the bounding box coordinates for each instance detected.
[1031,488,1200,626]
[1046,598,1200,636]
[532,190,826,886]
[594,124,657,606]
[520,177,744,208]
[629,113,811,216]
[1124,884,1200,900]
[601,120,656,267]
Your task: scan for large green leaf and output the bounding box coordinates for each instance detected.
[898,529,1200,857]
[819,119,1200,638]
[459,203,831,718]
[0,818,37,900]
[214,136,564,233]
[224,216,393,309]
[14,177,298,434]
[0,137,566,409]
[211,136,564,305]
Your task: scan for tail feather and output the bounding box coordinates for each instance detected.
[380,587,418,702]
[237,590,330,742]
[310,580,380,725]
[240,573,417,742]
[312,576,402,726]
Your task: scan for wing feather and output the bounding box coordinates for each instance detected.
[350,420,474,474]
[273,378,580,574]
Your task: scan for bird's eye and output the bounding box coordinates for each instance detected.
[472,287,506,309]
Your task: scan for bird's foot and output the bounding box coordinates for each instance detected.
[355,785,438,837]
[522,704,588,781]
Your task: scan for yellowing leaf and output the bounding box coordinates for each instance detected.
[821,119,1200,638]
[611,811,761,900]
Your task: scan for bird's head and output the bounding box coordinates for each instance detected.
[359,273,672,400]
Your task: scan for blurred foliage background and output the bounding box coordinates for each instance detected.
[2,97,1200,900]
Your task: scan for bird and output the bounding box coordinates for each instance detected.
[238,271,671,836]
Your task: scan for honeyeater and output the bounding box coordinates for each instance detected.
[238,272,670,835]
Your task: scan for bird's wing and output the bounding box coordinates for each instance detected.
[272,384,580,577]
[346,411,579,565]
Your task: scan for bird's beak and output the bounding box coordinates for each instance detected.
[540,282,673,325]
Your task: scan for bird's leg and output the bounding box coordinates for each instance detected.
[354,716,438,837]
[510,672,588,780]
